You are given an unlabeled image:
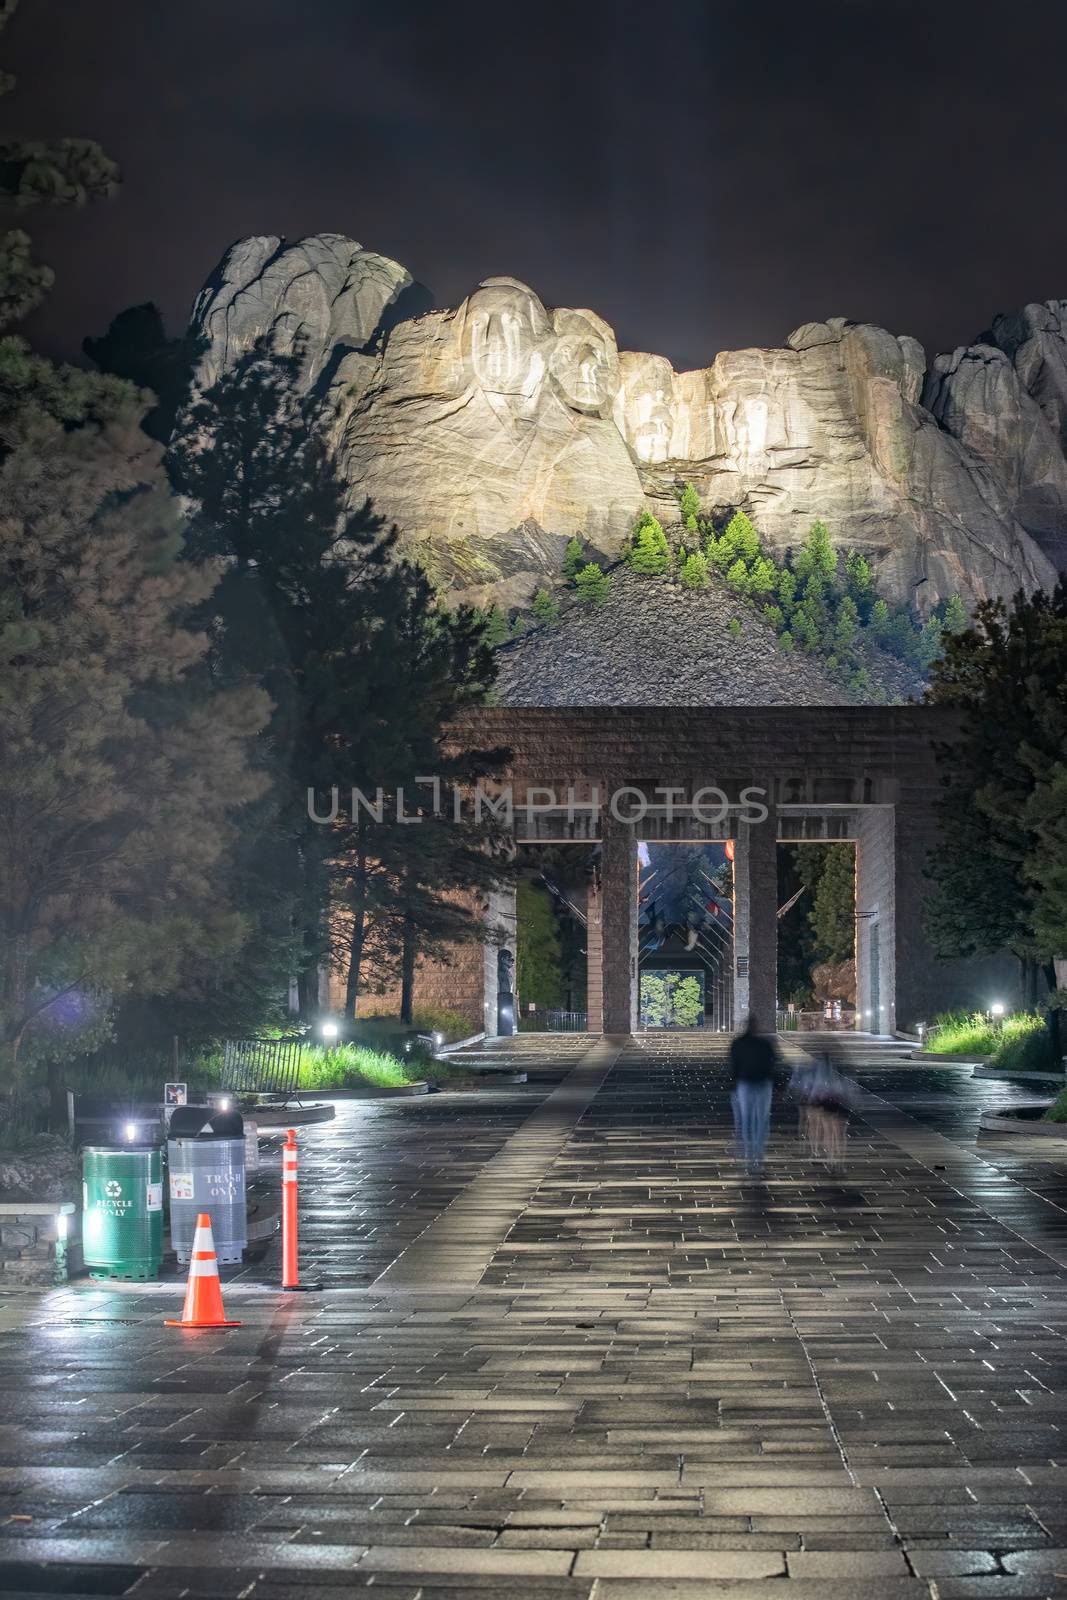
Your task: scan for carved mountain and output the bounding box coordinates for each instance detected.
[188,235,1064,612]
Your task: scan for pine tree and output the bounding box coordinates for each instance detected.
[479,604,510,647]
[779,630,795,654]
[532,587,561,627]
[0,8,269,1098]
[726,557,749,592]
[723,510,760,564]
[0,1,119,328]
[745,554,777,599]
[0,394,269,1100]
[925,581,1067,1022]
[796,843,855,964]
[794,519,837,587]
[629,511,670,575]
[575,562,612,605]
[562,537,584,582]
[834,594,860,654]
[678,483,700,524]
[870,597,891,641]
[169,341,395,1016]
[942,593,968,635]
[84,302,202,441]
[776,567,797,611]
[679,550,709,589]
[845,549,876,615]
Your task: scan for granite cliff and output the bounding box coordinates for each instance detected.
[189,233,1064,611]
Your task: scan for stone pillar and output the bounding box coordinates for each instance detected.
[483,884,517,1038]
[732,803,778,1030]
[855,806,896,1035]
[600,816,638,1035]
[586,880,604,1034]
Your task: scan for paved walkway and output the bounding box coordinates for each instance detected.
[2,1035,1067,1597]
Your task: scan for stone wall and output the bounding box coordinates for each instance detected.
[0,1204,78,1286]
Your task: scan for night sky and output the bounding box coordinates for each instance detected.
[13,0,1067,372]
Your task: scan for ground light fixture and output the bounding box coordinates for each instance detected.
[321,1020,339,1042]
[124,1121,138,1142]
[990,1001,1005,1017]
[433,1031,444,1048]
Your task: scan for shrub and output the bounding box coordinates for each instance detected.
[575,562,612,605]
[779,630,794,654]
[727,617,742,639]
[679,550,709,589]
[532,587,560,627]
[989,1013,1056,1074]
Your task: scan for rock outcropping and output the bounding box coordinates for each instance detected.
[189,235,1065,611]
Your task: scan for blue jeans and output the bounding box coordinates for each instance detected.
[732,1080,773,1168]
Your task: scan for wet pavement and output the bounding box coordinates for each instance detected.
[1,1034,1066,1597]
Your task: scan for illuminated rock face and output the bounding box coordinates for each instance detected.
[190,235,1062,609]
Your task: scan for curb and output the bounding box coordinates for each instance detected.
[978,1104,1065,1137]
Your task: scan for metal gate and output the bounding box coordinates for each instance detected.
[221,1037,303,1098]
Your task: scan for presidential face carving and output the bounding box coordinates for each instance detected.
[548,308,620,416]
[463,277,552,403]
[614,353,677,463]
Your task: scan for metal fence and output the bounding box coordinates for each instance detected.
[221,1037,303,1098]
[545,1009,588,1032]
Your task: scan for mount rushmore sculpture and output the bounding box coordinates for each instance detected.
[190,231,1066,611]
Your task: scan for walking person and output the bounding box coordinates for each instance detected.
[729,1014,779,1175]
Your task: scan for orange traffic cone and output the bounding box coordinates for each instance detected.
[165,1213,241,1328]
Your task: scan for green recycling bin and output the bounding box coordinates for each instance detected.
[82,1146,163,1280]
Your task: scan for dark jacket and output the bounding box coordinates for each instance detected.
[729,1030,778,1086]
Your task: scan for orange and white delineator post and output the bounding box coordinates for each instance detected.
[165,1212,241,1328]
[282,1127,301,1289]
[280,1127,321,1292]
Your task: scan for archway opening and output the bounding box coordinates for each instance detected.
[637,840,734,1030]
[776,840,856,1030]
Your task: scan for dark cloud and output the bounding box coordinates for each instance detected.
[11,0,1067,370]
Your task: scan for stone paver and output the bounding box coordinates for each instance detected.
[0,1032,1066,1596]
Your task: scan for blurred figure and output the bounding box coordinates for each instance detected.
[729,1014,779,1174]
[801,1044,855,1172]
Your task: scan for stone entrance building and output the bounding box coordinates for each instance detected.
[350,704,1011,1037]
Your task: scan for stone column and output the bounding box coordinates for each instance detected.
[600,816,638,1036]
[732,802,778,1030]
[483,884,518,1037]
[855,806,896,1035]
[585,880,604,1034]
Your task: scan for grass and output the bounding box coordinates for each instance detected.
[927,1009,1058,1073]
[1044,1086,1067,1123]
[926,1011,1001,1055]
[294,1044,415,1090]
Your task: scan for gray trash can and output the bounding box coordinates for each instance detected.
[167,1107,247,1264]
